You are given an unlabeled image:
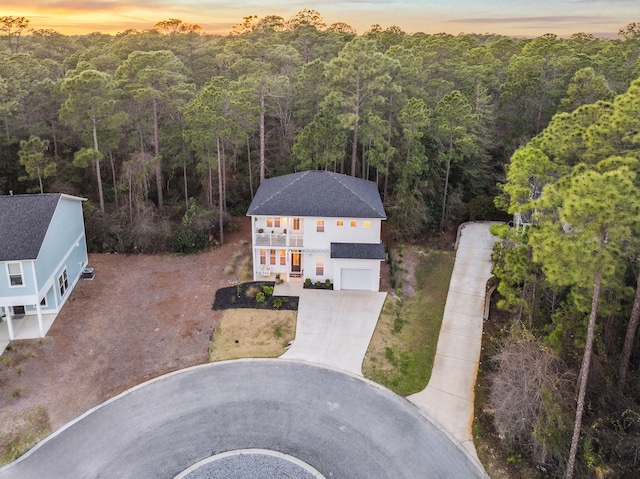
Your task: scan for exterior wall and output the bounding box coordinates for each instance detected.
[34,196,88,312]
[250,214,382,290]
[0,259,37,305]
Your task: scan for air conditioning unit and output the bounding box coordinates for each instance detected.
[82,268,95,280]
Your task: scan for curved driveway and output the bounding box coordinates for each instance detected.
[0,360,486,479]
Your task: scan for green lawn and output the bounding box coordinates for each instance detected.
[363,248,455,395]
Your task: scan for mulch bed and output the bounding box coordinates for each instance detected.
[212,281,299,311]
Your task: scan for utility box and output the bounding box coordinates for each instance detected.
[82,267,95,280]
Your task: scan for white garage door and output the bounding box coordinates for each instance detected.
[340,268,372,291]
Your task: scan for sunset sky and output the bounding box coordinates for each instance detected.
[3,0,639,38]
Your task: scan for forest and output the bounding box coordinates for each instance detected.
[1,11,640,478]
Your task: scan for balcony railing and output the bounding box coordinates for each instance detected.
[254,232,303,247]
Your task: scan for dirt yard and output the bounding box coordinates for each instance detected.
[0,217,253,445]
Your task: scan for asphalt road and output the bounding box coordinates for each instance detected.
[0,360,486,479]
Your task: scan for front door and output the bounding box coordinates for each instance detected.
[291,251,301,272]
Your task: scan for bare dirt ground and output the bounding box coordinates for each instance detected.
[0,217,252,440]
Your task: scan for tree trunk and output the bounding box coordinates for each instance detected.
[216,136,224,245]
[92,115,105,214]
[565,271,602,479]
[152,99,163,209]
[247,135,254,199]
[109,151,118,210]
[351,114,359,177]
[183,160,188,210]
[619,269,640,388]
[439,139,453,232]
[259,88,265,182]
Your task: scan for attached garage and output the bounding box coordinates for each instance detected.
[340,268,373,291]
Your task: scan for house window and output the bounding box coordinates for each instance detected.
[279,250,286,266]
[337,220,344,227]
[316,219,324,232]
[266,217,281,228]
[315,258,324,276]
[292,218,300,230]
[259,249,266,265]
[58,269,69,297]
[350,220,357,227]
[7,262,23,287]
[364,221,371,228]
[270,249,276,265]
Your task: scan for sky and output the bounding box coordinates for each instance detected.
[3,0,639,38]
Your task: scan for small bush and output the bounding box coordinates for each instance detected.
[256,292,266,303]
[325,279,331,287]
[304,278,312,286]
[262,285,274,296]
[245,285,260,299]
[273,298,283,309]
[315,281,323,287]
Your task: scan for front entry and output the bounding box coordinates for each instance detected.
[291,251,301,274]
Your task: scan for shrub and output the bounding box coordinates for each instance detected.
[262,285,274,296]
[245,285,260,299]
[315,281,323,287]
[325,279,331,287]
[256,292,266,303]
[273,298,283,309]
[304,278,312,286]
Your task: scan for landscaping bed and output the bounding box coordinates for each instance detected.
[212,281,299,311]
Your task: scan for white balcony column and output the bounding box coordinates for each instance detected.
[5,307,15,340]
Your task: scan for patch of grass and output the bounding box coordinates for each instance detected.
[363,248,455,396]
[245,285,260,299]
[209,309,297,361]
[0,406,50,466]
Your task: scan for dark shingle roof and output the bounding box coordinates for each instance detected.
[247,171,386,219]
[331,242,386,260]
[0,194,62,261]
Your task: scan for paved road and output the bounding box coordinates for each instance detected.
[1,360,486,479]
[409,222,497,461]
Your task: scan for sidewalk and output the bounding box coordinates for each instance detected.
[408,222,498,462]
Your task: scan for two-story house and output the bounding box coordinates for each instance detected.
[246,171,386,292]
[0,193,88,340]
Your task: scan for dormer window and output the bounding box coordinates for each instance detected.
[7,263,23,287]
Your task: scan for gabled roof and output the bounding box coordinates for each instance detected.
[246,171,386,219]
[331,242,386,260]
[0,194,83,262]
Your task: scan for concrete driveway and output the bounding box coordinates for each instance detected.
[280,289,386,375]
[409,222,498,461]
[0,360,487,479]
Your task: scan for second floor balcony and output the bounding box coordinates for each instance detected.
[255,232,303,247]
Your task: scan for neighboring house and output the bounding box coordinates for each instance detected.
[513,176,543,232]
[246,171,386,291]
[0,193,88,339]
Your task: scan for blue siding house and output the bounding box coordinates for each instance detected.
[0,193,88,340]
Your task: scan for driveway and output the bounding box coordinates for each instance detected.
[0,360,487,479]
[409,222,498,461]
[279,288,386,375]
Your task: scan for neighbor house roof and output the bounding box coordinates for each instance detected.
[331,242,386,260]
[0,194,83,262]
[246,171,386,219]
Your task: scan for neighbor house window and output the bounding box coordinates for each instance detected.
[279,250,286,266]
[270,249,277,265]
[292,218,300,230]
[364,221,371,228]
[336,220,344,227]
[7,262,23,287]
[58,269,69,297]
[266,217,281,228]
[350,220,357,227]
[259,249,266,265]
[316,219,324,232]
[316,258,324,276]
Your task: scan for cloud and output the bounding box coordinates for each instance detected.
[449,15,617,25]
